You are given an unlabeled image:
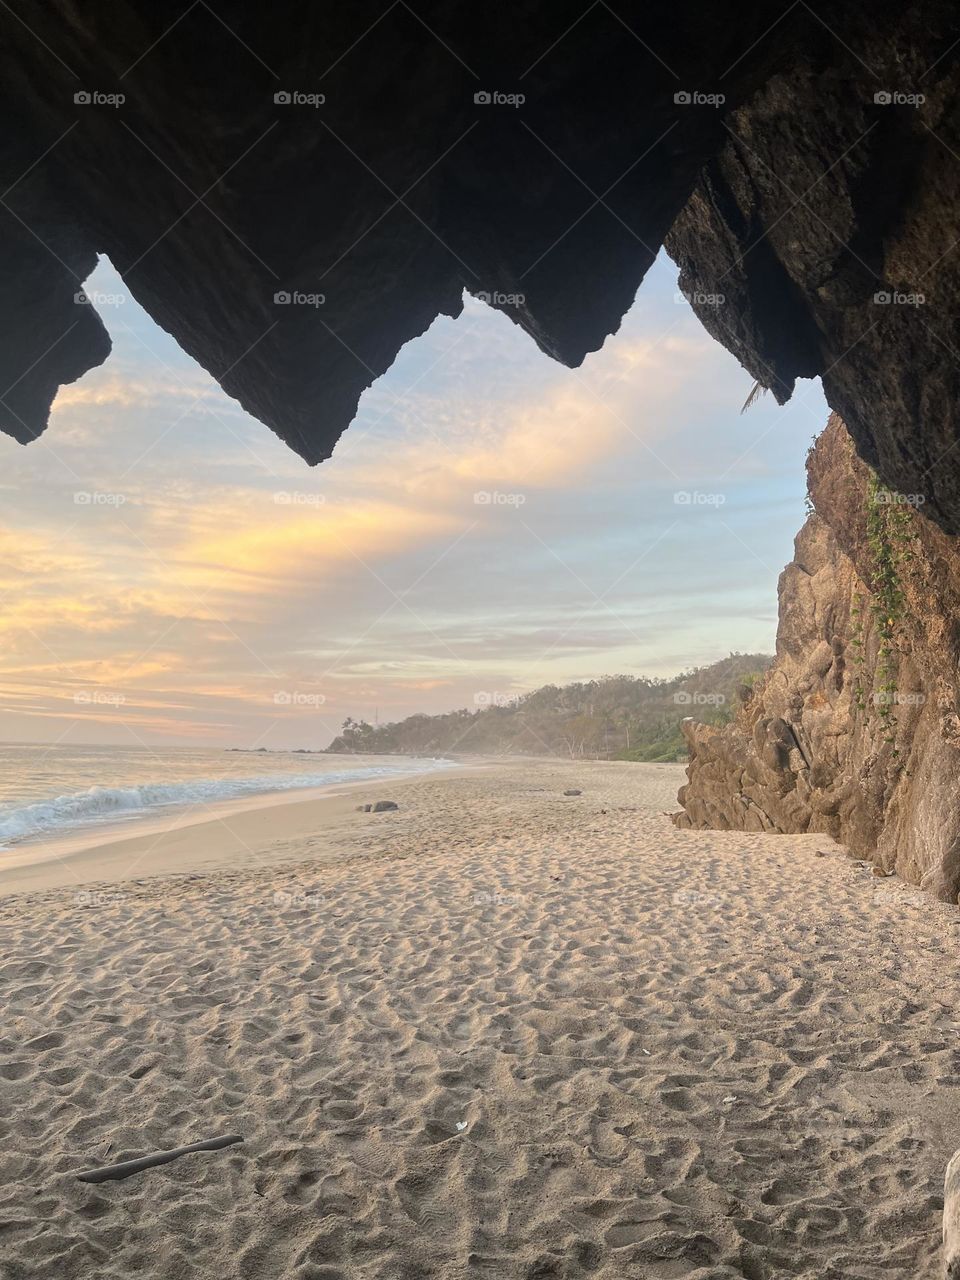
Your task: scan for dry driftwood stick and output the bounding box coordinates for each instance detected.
[78,1134,244,1184]
[944,1150,960,1277]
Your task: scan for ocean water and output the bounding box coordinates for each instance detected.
[0,744,454,848]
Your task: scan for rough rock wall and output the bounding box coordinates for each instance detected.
[675,414,960,903]
[662,5,960,535]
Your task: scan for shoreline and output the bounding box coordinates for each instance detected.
[0,761,488,896]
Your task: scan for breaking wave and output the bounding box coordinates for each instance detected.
[0,759,453,847]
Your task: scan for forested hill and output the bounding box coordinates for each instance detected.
[326,653,772,763]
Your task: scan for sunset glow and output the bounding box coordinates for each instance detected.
[0,254,827,746]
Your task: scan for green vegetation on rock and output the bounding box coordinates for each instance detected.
[860,472,918,750]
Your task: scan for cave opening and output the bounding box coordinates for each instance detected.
[3,245,825,752]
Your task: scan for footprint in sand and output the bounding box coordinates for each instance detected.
[760,1175,808,1206]
[604,1216,666,1247]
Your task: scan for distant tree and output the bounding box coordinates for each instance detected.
[324,654,773,761]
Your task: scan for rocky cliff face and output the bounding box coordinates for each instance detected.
[676,413,960,903]
[665,14,960,536]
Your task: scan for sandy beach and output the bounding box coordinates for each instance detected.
[1,758,957,1279]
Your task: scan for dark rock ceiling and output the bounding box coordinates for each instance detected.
[3,3,960,527]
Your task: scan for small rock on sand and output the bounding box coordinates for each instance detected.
[357,800,400,813]
[563,789,582,796]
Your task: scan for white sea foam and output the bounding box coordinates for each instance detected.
[0,758,454,847]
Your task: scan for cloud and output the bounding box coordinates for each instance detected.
[0,251,826,745]
[53,374,215,411]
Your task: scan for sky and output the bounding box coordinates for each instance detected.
[0,251,828,748]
